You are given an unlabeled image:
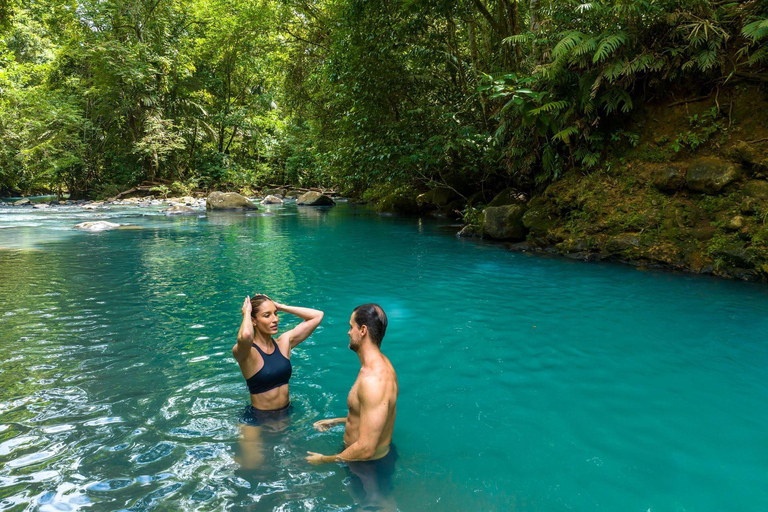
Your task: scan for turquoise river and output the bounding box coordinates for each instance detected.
[0,201,767,511]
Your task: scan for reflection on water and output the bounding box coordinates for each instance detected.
[1,203,768,511]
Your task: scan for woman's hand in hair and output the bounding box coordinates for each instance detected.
[242,296,252,317]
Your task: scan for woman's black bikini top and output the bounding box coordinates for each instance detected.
[246,340,292,394]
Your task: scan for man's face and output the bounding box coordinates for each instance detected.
[348,313,363,351]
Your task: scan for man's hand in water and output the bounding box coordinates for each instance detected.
[242,296,252,316]
[313,418,345,432]
[305,451,333,465]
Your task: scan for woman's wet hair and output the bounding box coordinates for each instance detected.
[352,303,387,347]
[250,294,274,319]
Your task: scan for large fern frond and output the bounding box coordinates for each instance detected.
[742,18,768,42]
[593,32,627,63]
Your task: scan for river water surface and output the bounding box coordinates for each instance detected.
[0,201,767,511]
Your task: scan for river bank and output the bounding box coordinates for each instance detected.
[368,85,768,282]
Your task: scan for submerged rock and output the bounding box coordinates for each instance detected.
[297,191,335,206]
[482,204,527,240]
[686,158,741,194]
[206,191,258,210]
[74,221,121,232]
[261,195,284,205]
[162,205,198,215]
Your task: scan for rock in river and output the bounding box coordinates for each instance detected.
[74,221,121,232]
[261,195,284,205]
[13,198,31,206]
[206,191,258,210]
[162,205,198,215]
[482,204,527,241]
[296,191,335,206]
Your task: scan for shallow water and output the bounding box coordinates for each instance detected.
[0,202,767,511]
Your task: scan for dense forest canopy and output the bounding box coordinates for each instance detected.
[1,0,766,198]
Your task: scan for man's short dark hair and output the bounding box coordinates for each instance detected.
[353,304,387,347]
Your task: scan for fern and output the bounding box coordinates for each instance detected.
[529,100,568,116]
[553,126,578,143]
[742,18,768,42]
[593,33,627,63]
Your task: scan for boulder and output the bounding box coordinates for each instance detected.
[74,221,121,232]
[652,165,686,192]
[13,198,31,206]
[33,203,51,209]
[686,158,741,194]
[482,204,527,240]
[376,193,419,214]
[284,190,303,199]
[261,195,284,205]
[417,188,458,208]
[487,188,525,207]
[162,205,198,215]
[742,180,768,200]
[206,191,258,210]
[732,141,768,174]
[522,206,557,236]
[297,191,336,206]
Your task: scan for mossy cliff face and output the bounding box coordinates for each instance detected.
[475,86,768,281]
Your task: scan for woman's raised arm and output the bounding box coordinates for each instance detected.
[234,296,255,362]
[275,302,324,349]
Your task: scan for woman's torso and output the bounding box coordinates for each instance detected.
[235,335,292,410]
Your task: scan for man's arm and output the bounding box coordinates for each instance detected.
[306,376,389,464]
[313,417,346,432]
[275,303,324,349]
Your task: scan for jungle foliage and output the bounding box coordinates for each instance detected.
[1,0,767,197]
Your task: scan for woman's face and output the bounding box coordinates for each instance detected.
[252,301,279,336]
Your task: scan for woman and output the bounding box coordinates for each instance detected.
[233,294,324,468]
[233,294,324,418]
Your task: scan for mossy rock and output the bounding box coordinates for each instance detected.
[297,191,336,206]
[742,180,768,200]
[377,193,422,214]
[732,141,768,174]
[416,187,458,208]
[487,188,525,207]
[206,191,258,210]
[482,204,527,240]
[522,205,558,236]
[652,165,686,193]
[685,158,742,194]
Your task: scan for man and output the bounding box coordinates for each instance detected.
[306,303,398,465]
